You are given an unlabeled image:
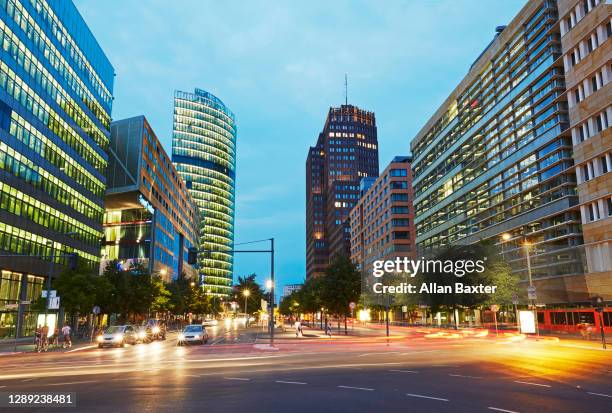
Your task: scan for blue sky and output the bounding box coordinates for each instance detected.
[75,0,524,291]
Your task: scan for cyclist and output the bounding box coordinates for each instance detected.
[34,325,43,352]
[61,324,72,348]
[40,324,49,352]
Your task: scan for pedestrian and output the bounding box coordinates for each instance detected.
[295,319,302,337]
[61,324,72,348]
[325,318,332,337]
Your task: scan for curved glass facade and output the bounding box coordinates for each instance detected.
[172,89,236,296]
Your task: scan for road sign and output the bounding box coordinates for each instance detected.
[48,297,60,310]
[20,300,31,305]
[402,305,408,313]
[527,286,537,300]
[511,294,519,305]
[92,305,100,314]
[490,305,499,312]
[41,290,57,298]
[349,302,356,310]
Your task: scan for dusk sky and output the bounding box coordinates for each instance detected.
[75,0,524,291]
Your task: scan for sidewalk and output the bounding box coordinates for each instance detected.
[0,336,96,355]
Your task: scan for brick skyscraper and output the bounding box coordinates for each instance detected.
[306,105,379,279]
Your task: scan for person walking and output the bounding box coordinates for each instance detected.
[61,324,72,348]
[325,318,332,338]
[295,319,302,337]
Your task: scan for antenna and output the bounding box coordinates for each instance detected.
[344,73,348,105]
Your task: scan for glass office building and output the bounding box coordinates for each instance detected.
[0,0,113,337]
[411,0,591,305]
[172,89,236,296]
[103,116,199,282]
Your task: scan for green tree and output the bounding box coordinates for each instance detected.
[233,274,264,315]
[320,255,361,318]
[53,258,98,316]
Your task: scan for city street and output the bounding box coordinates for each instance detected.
[1,324,610,413]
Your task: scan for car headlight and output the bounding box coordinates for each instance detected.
[113,333,123,341]
[194,335,200,339]
[138,332,146,339]
[152,326,160,334]
[178,333,185,341]
[96,335,103,342]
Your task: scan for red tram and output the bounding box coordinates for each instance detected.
[536,308,612,333]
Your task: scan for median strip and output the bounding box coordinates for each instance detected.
[406,393,449,402]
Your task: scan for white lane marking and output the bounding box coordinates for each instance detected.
[65,345,97,353]
[389,369,419,373]
[21,378,35,382]
[449,373,483,379]
[513,380,551,388]
[45,380,98,386]
[0,385,6,388]
[587,392,612,398]
[224,377,250,381]
[406,393,449,402]
[488,407,520,413]
[275,380,307,385]
[338,385,374,391]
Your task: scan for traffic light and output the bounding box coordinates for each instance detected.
[187,247,198,265]
[68,253,79,270]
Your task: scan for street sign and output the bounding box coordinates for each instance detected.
[490,305,499,312]
[527,286,537,300]
[20,300,31,305]
[48,296,60,310]
[349,302,356,310]
[92,305,100,315]
[41,290,57,298]
[511,294,519,305]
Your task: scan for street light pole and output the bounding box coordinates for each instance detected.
[270,237,275,348]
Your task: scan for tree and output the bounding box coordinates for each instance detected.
[279,291,301,316]
[53,258,98,316]
[320,255,361,318]
[233,274,264,315]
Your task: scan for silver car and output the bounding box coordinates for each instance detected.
[177,324,208,345]
[97,325,138,348]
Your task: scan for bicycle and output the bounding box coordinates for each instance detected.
[35,335,48,353]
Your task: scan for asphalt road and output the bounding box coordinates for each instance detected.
[0,324,610,413]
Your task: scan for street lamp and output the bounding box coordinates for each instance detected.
[243,290,250,326]
[190,281,195,287]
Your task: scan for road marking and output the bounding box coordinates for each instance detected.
[111,378,131,381]
[45,380,98,386]
[184,375,200,378]
[65,345,97,353]
[275,380,307,385]
[513,380,551,388]
[224,377,250,381]
[21,378,35,382]
[587,392,612,398]
[338,385,374,391]
[488,407,520,413]
[0,386,6,388]
[406,393,449,402]
[389,369,419,373]
[449,373,483,379]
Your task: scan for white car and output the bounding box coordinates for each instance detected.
[97,325,137,348]
[178,324,208,345]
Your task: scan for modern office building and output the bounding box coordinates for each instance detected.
[172,89,237,296]
[559,0,611,299]
[410,0,597,305]
[350,156,416,275]
[102,116,199,282]
[306,104,379,279]
[0,0,114,338]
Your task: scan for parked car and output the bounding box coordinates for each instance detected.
[177,324,208,345]
[97,325,137,348]
[145,319,166,340]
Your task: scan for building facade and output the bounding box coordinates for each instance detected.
[282,283,303,299]
[559,0,611,299]
[350,156,416,275]
[410,0,596,305]
[102,116,199,282]
[306,104,379,279]
[172,89,237,296]
[0,0,114,338]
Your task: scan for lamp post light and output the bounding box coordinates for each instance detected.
[243,289,250,326]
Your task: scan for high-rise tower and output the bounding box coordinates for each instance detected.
[306,105,379,279]
[172,89,237,296]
